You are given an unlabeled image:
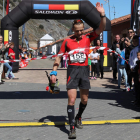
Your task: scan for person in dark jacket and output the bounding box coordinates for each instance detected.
[120,28,135,72]
[110,35,121,80]
[133,52,140,108]
[97,40,104,79]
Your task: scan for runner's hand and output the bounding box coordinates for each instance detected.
[51,75,56,83]
[96,2,105,15]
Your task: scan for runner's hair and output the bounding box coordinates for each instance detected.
[72,19,84,28]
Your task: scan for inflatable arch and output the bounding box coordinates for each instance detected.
[1,0,111,71]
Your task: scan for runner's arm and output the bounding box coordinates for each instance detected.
[51,40,67,83]
[89,3,106,41]
[95,2,106,35]
[52,56,62,71]
[95,13,106,35]
[52,40,67,71]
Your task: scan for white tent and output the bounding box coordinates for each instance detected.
[39,34,57,55]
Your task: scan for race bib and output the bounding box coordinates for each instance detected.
[70,53,86,63]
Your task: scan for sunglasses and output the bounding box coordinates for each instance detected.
[128,31,133,33]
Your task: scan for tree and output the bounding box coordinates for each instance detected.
[39,24,44,29]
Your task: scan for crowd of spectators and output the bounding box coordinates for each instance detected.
[87,28,140,108]
[0,37,19,83]
[0,28,140,108]
[0,36,36,83]
[110,28,140,108]
[19,46,34,59]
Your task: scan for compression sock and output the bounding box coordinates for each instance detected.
[76,102,87,119]
[67,105,75,129]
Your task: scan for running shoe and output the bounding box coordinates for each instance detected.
[75,117,83,129]
[68,126,76,139]
[94,77,97,80]
[91,77,94,80]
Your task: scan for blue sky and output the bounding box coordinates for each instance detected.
[90,0,131,20]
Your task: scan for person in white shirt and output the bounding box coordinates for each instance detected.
[90,48,100,80]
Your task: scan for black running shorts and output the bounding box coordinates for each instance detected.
[67,65,90,89]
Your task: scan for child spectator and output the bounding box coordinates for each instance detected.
[116,44,130,91]
[90,48,99,80]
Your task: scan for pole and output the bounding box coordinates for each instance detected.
[108,0,111,20]
[3,0,4,17]
[114,7,115,19]
[112,6,116,19]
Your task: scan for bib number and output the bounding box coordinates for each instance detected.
[70,53,86,63]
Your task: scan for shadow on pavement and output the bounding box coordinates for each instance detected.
[39,115,69,135]
[0,89,138,112]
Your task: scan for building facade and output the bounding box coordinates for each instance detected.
[111,14,131,43]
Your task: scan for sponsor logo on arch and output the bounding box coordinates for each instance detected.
[33,4,79,15]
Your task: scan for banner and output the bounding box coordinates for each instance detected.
[22,24,25,48]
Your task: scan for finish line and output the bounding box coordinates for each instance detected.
[0,119,140,127]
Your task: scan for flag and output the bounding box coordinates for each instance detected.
[5,0,10,15]
[19,60,28,68]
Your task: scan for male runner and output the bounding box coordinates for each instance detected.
[50,2,106,139]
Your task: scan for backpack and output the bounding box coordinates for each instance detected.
[119,49,125,65]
